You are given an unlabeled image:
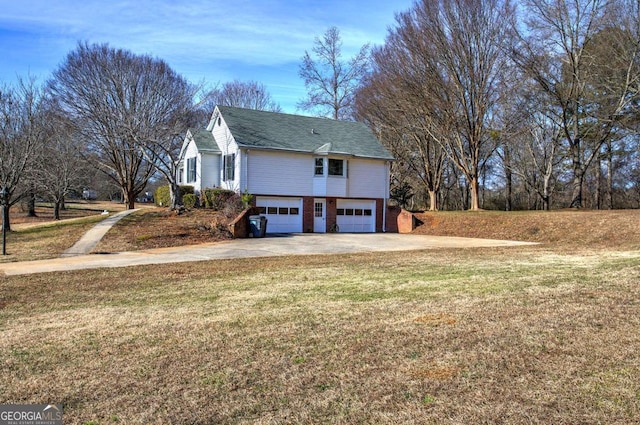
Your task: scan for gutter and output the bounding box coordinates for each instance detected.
[235,143,394,161]
[383,160,390,233]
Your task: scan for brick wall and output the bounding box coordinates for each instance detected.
[385,206,401,233]
[302,197,314,233]
[326,197,337,232]
[228,207,259,238]
[397,209,418,234]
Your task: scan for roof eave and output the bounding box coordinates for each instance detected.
[238,143,393,160]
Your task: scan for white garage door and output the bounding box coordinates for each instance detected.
[336,199,375,233]
[255,197,303,233]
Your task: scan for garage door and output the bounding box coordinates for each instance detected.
[255,197,303,233]
[336,199,375,233]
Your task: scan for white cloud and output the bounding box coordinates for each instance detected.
[0,0,414,112]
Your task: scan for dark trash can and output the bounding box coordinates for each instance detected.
[249,215,268,237]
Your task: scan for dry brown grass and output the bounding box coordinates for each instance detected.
[1,209,640,424]
[2,242,640,424]
[0,202,115,263]
[413,209,640,250]
[10,201,126,229]
[93,208,233,252]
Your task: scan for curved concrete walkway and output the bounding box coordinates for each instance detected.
[61,209,140,257]
[0,232,537,276]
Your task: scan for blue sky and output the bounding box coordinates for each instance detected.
[0,0,414,114]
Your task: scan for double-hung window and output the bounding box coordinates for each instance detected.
[314,158,324,176]
[186,158,196,183]
[223,153,235,181]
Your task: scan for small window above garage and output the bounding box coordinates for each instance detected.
[328,159,345,176]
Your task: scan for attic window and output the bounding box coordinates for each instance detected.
[218,117,221,126]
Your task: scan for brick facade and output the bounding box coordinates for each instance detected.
[302,197,315,233]
[250,195,395,233]
[396,209,418,234]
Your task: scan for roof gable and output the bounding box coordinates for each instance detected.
[187,128,220,153]
[215,106,393,160]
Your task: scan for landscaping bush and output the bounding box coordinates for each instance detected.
[222,193,246,219]
[241,189,254,208]
[200,188,236,210]
[182,193,198,209]
[154,186,169,207]
[154,185,194,207]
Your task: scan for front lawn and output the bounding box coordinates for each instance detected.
[1,243,639,424]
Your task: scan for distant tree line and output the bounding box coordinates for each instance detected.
[355,0,640,211]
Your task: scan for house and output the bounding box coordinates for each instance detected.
[178,106,394,233]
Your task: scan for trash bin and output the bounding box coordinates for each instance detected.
[249,215,268,237]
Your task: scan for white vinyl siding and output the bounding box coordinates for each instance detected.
[212,117,240,191]
[179,137,222,194]
[200,153,220,189]
[247,151,312,196]
[346,159,388,199]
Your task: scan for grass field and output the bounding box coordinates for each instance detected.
[0,202,114,263]
[1,210,640,424]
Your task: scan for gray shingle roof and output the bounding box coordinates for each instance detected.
[216,106,393,160]
[189,128,220,153]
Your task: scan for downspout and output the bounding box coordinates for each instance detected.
[383,160,390,232]
[242,149,249,193]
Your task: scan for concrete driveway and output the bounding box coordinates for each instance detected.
[0,233,537,276]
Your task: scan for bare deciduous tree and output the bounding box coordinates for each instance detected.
[37,102,90,219]
[368,0,514,211]
[0,78,44,231]
[509,86,566,210]
[298,26,369,120]
[204,80,281,112]
[138,99,201,210]
[512,0,640,208]
[48,42,196,209]
[356,48,447,211]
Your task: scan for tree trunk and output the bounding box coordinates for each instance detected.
[542,173,552,211]
[123,186,136,210]
[569,159,584,209]
[2,203,10,232]
[53,201,61,220]
[502,145,513,211]
[458,175,469,211]
[606,141,613,209]
[505,169,512,212]
[469,177,481,211]
[595,156,602,210]
[27,191,37,217]
[428,190,437,211]
[169,180,183,210]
